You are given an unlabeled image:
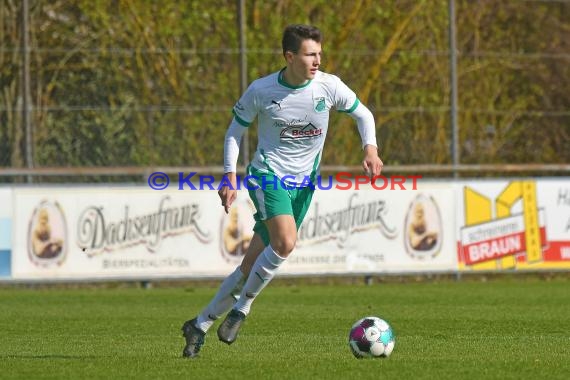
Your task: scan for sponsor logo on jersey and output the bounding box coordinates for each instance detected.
[280,123,323,140]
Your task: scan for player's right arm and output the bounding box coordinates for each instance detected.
[219,120,247,214]
[219,84,257,213]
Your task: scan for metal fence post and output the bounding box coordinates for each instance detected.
[22,0,34,182]
[449,0,459,179]
[238,0,249,167]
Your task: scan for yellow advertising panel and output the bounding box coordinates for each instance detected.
[458,180,570,271]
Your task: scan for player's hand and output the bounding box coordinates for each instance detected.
[362,145,383,178]
[218,172,238,214]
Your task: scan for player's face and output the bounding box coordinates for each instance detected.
[285,39,322,85]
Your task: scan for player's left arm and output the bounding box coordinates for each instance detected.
[347,102,383,177]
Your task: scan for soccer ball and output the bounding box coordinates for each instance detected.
[348,316,395,358]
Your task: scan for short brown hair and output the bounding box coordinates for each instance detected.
[282,24,322,55]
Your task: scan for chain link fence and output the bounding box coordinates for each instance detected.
[1,0,569,183]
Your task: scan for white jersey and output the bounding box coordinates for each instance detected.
[232,68,360,184]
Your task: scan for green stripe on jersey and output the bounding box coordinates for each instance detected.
[278,68,312,90]
[338,98,360,113]
[232,109,252,127]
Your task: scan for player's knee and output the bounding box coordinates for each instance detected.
[271,236,296,257]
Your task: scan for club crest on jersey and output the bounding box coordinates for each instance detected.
[280,123,323,140]
[314,97,326,112]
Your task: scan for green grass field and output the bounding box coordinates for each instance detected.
[1,277,569,379]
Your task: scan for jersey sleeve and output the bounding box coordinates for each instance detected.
[232,83,258,127]
[333,77,360,114]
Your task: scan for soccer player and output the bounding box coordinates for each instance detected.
[181,24,383,358]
